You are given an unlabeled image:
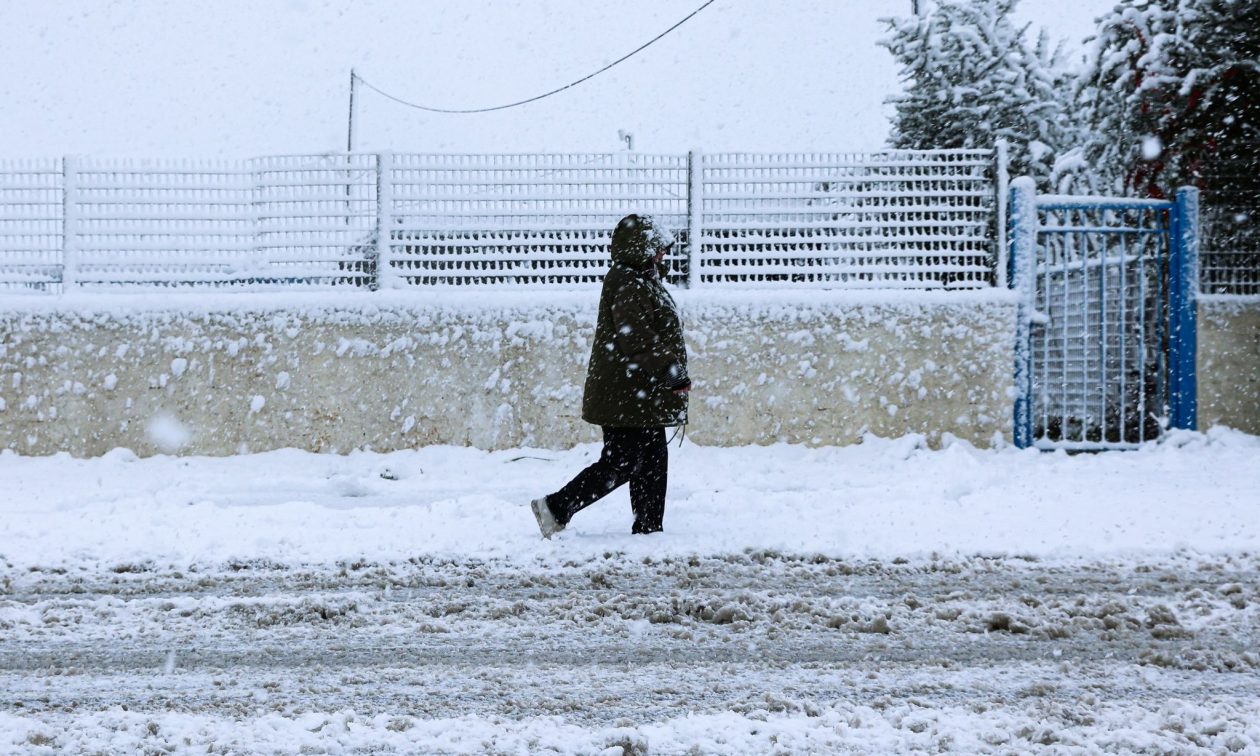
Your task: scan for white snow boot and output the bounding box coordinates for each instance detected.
[530,497,564,539]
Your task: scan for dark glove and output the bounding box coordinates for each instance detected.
[664,362,690,393]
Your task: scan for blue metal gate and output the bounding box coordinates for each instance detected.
[1008,179,1200,450]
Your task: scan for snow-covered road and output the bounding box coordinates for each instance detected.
[2,430,1259,753]
[4,553,1259,753]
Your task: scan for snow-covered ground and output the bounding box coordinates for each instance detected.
[3,430,1259,753]
[4,428,1258,568]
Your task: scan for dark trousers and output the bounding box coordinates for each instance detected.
[547,426,668,534]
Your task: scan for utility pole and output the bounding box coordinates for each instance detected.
[344,68,357,229]
[347,68,358,153]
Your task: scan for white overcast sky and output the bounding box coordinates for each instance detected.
[0,0,1117,159]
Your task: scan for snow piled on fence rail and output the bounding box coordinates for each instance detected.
[2,428,1257,570]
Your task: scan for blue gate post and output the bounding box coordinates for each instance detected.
[1009,177,1038,449]
[1168,186,1200,430]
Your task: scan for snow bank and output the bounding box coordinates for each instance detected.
[2,427,1257,571]
[0,290,1016,456]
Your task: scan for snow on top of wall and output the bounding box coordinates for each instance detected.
[0,288,1016,322]
[1199,294,1260,307]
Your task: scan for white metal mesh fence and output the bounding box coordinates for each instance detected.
[385,153,688,288]
[253,154,378,287]
[0,159,62,293]
[698,150,996,289]
[1,150,1010,294]
[71,158,254,288]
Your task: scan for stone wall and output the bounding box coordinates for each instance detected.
[1198,298,1260,436]
[0,291,1017,456]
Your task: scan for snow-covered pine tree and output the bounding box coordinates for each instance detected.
[880,0,1072,187]
[1070,0,1260,199]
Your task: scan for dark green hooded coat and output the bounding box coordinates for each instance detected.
[581,216,689,428]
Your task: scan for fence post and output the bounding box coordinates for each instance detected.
[61,155,79,292]
[994,139,1010,289]
[686,149,703,289]
[1009,176,1038,449]
[375,150,395,290]
[1168,185,1199,431]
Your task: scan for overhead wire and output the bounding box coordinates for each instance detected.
[353,0,718,114]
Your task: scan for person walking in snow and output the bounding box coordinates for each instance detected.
[530,214,691,537]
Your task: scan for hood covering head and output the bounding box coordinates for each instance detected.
[611,214,675,268]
